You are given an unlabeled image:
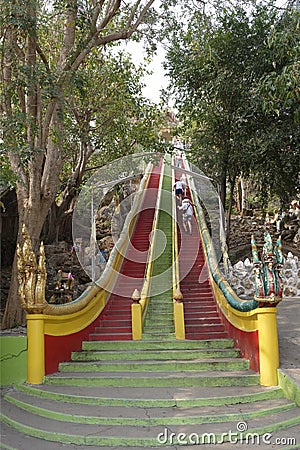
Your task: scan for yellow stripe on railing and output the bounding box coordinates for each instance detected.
[26,163,153,384]
[172,158,185,340]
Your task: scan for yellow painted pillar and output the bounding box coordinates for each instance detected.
[174,302,185,340]
[26,314,45,384]
[131,302,142,340]
[257,308,279,386]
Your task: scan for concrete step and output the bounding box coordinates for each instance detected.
[43,370,260,388]
[141,333,175,340]
[2,419,300,450]
[82,339,235,351]
[71,348,241,361]
[58,358,250,373]
[3,390,296,426]
[11,383,286,407]
[1,392,299,447]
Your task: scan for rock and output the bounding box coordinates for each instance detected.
[226,248,300,299]
[244,258,252,267]
[283,286,297,297]
[234,261,245,270]
[236,286,246,296]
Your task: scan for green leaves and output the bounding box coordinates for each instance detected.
[164,0,299,208]
[257,9,300,121]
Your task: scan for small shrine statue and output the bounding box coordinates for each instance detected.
[251,231,284,306]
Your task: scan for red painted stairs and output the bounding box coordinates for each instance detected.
[175,168,228,340]
[89,162,162,341]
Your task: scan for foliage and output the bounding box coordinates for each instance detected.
[163,0,300,207]
[58,49,165,194]
[257,6,300,122]
[0,0,165,328]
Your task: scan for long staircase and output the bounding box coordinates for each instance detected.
[1,160,300,448]
[175,168,229,340]
[89,163,161,341]
[142,166,174,341]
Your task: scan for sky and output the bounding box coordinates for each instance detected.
[141,45,169,104]
[123,40,169,105]
[123,0,291,105]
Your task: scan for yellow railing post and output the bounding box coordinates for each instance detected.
[130,158,164,340]
[26,314,45,384]
[131,289,142,340]
[172,157,186,340]
[257,308,279,386]
[173,289,185,340]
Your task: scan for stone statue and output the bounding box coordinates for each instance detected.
[17,224,47,313]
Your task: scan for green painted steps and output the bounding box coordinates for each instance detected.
[2,163,299,448]
[43,370,259,388]
[142,165,174,341]
[3,391,297,427]
[2,314,299,447]
[2,391,299,448]
[2,284,299,431]
[141,333,176,341]
[8,382,286,408]
[58,359,250,373]
[1,420,300,450]
[82,338,235,350]
[43,335,259,388]
[71,348,241,361]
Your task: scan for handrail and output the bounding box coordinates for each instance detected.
[183,155,279,386]
[26,163,153,384]
[184,156,258,312]
[132,158,165,339]
[172,158,185,339]
[172,159,181,295]
[43,162,153,317]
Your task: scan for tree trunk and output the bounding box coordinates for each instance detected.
[1,255,26,328]
[1,184,55,328]
[42,202,74,244]
[1,0,157,329]
[226,176,237,246]
[219,171,227,208]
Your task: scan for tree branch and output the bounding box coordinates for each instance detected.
[57,0,78,72]
[62,0,155,78]
[99,0,121,31]
[36,42,51,75]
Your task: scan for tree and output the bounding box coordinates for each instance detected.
[258,4,300,122]
[42,50,165,244]
[163,1,299,237]
[163,2,277,231]
[0,0,158,328]
[252,4,300,205]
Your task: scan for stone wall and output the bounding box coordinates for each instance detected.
[225,252,300,299]
[228,215,300,264]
